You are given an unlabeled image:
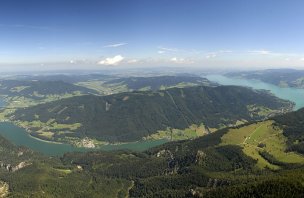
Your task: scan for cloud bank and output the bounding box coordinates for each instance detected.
[103,43,128,48]
[98,55,124,65]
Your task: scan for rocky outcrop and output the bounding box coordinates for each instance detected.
[0,181,9,198]
[0,161,31,172]
[195,150,207,166]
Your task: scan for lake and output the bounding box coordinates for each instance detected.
[206,75,304,110]
[0,122,168,156]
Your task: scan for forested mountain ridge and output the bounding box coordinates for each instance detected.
[0,80,98,99]
[273,108,304,154]
[74,75,217,95]
[103,75,216,91]
[226,69,304,88]
[11,85,293,144]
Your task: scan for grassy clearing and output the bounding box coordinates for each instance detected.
[53,168,72,174]
[247,105,273,117]
[37,131,54,139]
[1,91,84,109]
[159,82,198,90]
[76,81,129,95]
[0,108,15,121]
[17,120,81,131]
[10,86,30,92]
[16,120,82,140]
[221,120,304,169]
[146,124,210,141]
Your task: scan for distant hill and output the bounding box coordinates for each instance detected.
[226,69,304,88]
[2,74,114,84]
[0,80,98,99]
[103,75,216,91]
[12,85,293,143]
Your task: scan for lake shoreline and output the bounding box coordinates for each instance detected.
[205,75,304,110]
[0,121,168,156]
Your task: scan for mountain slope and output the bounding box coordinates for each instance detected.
[12,85,293,143]
[104,75,216,91]
[0,135,132,197]
[60,107,304,197]
[273,108,304,154]
[1,107,304,197]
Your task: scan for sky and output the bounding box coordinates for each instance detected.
[1,0,304,71]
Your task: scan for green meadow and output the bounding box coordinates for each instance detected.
[221,120,304,170]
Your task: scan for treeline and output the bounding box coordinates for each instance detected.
[272,108,304,154]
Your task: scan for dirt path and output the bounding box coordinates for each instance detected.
[125,180,134,198]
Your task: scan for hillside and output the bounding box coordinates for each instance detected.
[1,108,304,197]
[226,69,304,88]
[11,85,293,144]
[0,80,97,99]
[103,75,216,91]
[24,111,304,197]
[272,108,304,154]
[0,135,132,197]
[0,80,98,108]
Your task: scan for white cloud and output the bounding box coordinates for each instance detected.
[159,47,179,52]
[98,55,124,65]
[69,60,75,64]
[157,46,179,54]
[157,46,207,55]
[248,50,272,55]
[128,59,138,63]
[103,42,127,48]
[170,57,194,64]
[171,57,183,62]
[218,50,233,53]
[206,53,217,59]
[300,58,304,61]
[205,50,232,59]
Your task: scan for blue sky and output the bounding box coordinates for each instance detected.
[1,0,304,70]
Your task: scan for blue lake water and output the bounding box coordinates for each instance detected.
[0,121,167,156]
[206,75,304,110]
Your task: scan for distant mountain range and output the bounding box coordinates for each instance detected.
[0,80,98,99]
[226,69,304,88]
[103,75,216,91]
